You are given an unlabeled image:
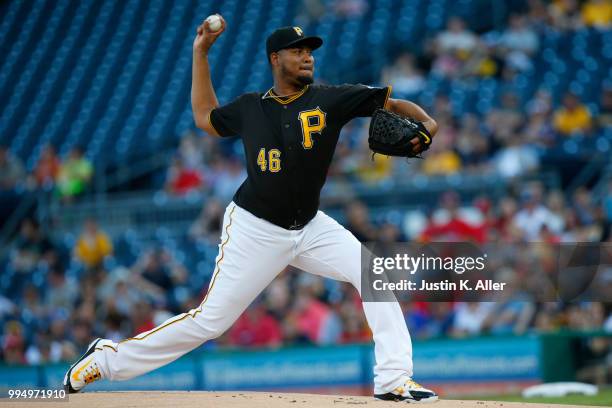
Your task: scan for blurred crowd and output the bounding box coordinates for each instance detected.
[162,81,609,198]
[2,177,611,365]
[298,0,611,29]
[2,0,612,368]
[0,1,609,199]
[0,144,93,201]
[346,3,610,182]
[161,2,611,197]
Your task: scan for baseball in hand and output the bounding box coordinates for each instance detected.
[206,15,222,32]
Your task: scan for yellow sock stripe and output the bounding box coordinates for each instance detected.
[100,205,237,352]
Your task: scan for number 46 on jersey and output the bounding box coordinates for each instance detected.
[257,107,326,173]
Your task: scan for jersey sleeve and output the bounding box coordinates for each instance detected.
[332,84,392,121]
[208,95,246,137]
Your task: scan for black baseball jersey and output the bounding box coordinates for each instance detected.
[208,84,391,230]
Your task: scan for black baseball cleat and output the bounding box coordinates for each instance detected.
[374,379,439,403]
[63,338,104,393]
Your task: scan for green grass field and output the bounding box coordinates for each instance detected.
[465,388,612,406]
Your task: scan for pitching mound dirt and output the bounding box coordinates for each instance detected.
[4,391,592,407]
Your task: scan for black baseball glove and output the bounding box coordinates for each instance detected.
[368,108,433,158]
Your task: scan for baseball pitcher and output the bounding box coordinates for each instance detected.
[64,16,439,403]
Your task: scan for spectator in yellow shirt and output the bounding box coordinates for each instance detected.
[553,93,592,136]
[422,150,462,175]
[357,153,393,183]
[582,0,612,28]
[74,219,113,270]
[422,128,462,175]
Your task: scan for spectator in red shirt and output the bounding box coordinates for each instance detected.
[229,304,282,348]
[165,156,204,196]
[2,321,27,365]
[338,300,370,344]
[292,293,341,344]
[130,301,155,337]
[420,192,487,243]
[34,144,60,188]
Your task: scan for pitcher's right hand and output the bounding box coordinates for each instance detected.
[193,14,226,56]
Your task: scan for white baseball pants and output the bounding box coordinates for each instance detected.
[94,202,413,394]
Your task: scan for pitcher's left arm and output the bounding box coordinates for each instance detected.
[385,98,439,137]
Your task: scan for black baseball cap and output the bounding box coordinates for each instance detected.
[266,26,323,57]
